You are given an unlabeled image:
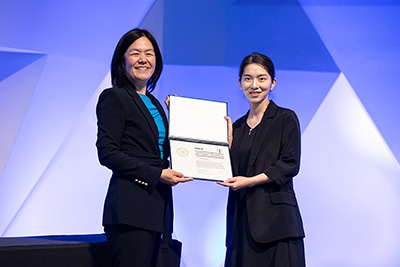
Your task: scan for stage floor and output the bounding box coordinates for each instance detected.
[0,234,112,267]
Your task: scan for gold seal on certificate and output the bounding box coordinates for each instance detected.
[176,147,188,157]
[169,95,232,181]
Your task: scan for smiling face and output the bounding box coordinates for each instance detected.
[124,36,156,92]
[239,63,276,105]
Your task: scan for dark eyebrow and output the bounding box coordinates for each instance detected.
[243,74,267,77]
[129,48,154,52]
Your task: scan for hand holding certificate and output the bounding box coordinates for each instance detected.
[169,96,232,181]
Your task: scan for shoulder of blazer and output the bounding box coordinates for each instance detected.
[268,101,299,126]
[264,100,279,119]
[232,100,279,130]
[233,100,280,124]
[100,86,152,111]
[97,86,143,118]
[257,101,299,138]
[115,86,139,103]
[98,86,131,104]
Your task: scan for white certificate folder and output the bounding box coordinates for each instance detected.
[169,95,232,181]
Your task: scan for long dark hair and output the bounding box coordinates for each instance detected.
[111,28,163,92]
[239,52,275,81]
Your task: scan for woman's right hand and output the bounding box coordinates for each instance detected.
[160,168,193,186]
[164,94,178,110]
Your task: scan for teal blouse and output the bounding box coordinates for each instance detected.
[138,93,166,159]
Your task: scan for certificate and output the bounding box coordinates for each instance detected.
[169,96,232,181]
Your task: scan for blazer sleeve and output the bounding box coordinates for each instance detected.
[264,110,301,186]
[96,89,162,189]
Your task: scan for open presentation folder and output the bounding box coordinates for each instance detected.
[168,95,232,181]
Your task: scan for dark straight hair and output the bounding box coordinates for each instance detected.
[111,28,163,92]
[239,52,275,81]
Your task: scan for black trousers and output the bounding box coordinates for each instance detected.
[105,224,162,267]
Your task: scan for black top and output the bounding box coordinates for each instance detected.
[238,123,259,176]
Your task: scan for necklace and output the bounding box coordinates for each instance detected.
[247,117,260,135]
[247,104,268,135]
[249,125,256,135]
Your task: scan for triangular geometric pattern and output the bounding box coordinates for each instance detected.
[3,73,113,237]
[300,1,400,168]
[296,73,400,266]
[0,49,45,82]
[0,54,109,236]
[0,55,47,176]
[163,0,340,73]
[0,0,156,236]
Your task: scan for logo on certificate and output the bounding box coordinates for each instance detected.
[176,147,188,157]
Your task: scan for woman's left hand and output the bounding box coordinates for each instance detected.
[224,116,233,149]
[217,173,270,190]
[217,176,253,191]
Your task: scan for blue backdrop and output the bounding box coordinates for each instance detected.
[1,0,399,266]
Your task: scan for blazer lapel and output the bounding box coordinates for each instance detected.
[125,87,159,144]
[146,92,168,137]
[231,114,248,176]
[147,92,171,158]
[246,101,278,176]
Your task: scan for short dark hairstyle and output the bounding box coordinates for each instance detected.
[111,28,163,92]
[239,52,275,81]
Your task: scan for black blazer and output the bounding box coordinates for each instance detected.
[226,101,305,246]
[96,86,172,233]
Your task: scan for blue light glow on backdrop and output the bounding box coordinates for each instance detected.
[1,0,399,266]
